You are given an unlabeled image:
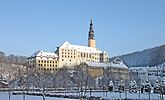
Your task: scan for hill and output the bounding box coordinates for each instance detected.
[111,44,165,67]
[0,51,27,65]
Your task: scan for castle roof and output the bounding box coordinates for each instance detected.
[60,41,104,54]
[30,50,58,60]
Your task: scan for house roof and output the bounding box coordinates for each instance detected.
[85,61,128,69]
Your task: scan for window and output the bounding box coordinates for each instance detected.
[70,59,71,62]
[81,53,83,57]
[62,59,64,61]
[89,54,91,58]
[47,61,49,63]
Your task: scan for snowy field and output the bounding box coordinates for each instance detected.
[86,92,163,100]
[0,91,164,100]
[55,91,164,100]
[0,92,78,100]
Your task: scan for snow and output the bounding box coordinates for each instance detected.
[0,92,78,100]
[29,41,109,60]
[0,81,9,85]
[130,65,165,82]
[110,62,128,69]
[29,50,58,60]
[85,61,108,68]
[60,41,103,53]
[57,91,164,100]
[85,61,128,69]
[0,91,164,100]
[92,92,161,100]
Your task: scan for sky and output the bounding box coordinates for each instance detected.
[0,0,165,57]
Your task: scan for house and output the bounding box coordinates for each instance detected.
[79,58,129,79]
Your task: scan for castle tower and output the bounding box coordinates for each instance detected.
[88,19,96,48]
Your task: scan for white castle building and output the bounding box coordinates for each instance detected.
[28,19,109,71]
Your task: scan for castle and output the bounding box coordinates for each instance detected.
[28,19,109,72]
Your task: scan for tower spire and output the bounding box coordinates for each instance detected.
[88,19,95,39]
[88,18,96,48]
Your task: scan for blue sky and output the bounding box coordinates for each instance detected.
[0,0,165,57]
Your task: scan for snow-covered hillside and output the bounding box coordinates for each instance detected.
[111,44,165,67]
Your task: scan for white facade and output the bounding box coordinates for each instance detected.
[28,41,109,70]
[56,41,109,68]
